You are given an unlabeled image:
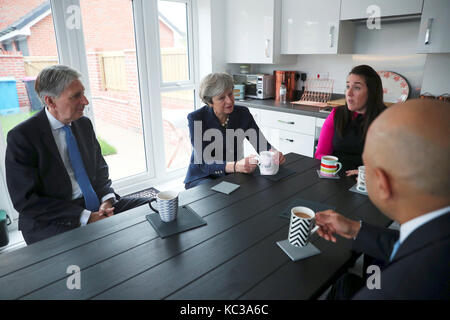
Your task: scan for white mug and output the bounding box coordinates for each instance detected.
[252,151,279,175]
[356,166,366,193]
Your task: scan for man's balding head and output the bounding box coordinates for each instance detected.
[362,99,450,222]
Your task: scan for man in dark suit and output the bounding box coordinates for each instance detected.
[5,65,148,245]
[316,99,450,299]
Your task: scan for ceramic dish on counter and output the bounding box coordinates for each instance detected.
[377,71,410,103]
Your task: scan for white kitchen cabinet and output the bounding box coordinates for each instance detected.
[259,109,316,157]
[244,107,324,158]
[340,0,423,20]
[261,127,315,157]
[225,0,281,63]
[417,0,450,53]
[260,109,316,136]
[281,0,354,54]
[247,107,261,125]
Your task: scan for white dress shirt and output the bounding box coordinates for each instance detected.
[45,108,115,225]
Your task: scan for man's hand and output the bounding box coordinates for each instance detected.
[87,199,114,224]
[315,210,361,243]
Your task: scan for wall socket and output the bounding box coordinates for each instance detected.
[313,72,329,80]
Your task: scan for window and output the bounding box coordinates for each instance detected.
[79,0,147,181]
[158,0,196,172]
[0,0,59,222]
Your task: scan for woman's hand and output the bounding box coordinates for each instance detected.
[235,156,257,174]
[346,169,358,177]
[270,149,285,165]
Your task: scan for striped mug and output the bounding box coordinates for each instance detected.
[288,206,318,247]
[149,191,179,222]
[320,156,342,177]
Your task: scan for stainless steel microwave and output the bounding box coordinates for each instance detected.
[233,74,275,99]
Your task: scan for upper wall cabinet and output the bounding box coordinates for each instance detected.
[417,0,450,53]
[225,0,281,64]
[281,0,354,54]
[340,0,423,20]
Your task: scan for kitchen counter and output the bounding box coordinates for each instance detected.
[236,99,334,119]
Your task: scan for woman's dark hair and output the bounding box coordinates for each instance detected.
[335,65,387,140]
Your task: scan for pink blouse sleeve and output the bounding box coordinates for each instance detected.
[314,108,336,160]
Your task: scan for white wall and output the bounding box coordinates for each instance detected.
[196,0,227,81]
[421,53,450,96]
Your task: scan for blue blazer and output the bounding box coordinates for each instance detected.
[184,105,271,186]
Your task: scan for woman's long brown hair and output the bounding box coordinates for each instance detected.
[335,65,387,141]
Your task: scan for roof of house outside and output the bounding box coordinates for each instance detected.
[0,1,50,39]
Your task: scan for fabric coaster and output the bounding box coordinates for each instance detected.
[316,170,340,179]
[255,166,296,181]
[279,198,335,219]
[146,205,207,238]
[349,184,368,196]
[211,181,240,194]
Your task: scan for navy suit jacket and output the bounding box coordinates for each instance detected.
[352,212,450,299]
[184,105,271,186]
[5,109,114,241]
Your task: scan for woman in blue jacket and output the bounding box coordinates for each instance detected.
[184,72,285,189]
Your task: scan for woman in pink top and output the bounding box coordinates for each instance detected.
[315,65,387,175]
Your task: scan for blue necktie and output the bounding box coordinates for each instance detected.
[389,239,401,261]
[63,125,100,212]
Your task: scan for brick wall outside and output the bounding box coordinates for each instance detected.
[0,0,46,30]
[0,52,30,110]
[1,0,178,130]
[88,50,143,134]
[80,0,135,51]
[27,14,58,56]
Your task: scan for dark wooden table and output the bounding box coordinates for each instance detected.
[0,153,391,300]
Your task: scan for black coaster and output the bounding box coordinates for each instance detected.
[146,205,207,238]
[349,184,368,196]
[254,166,296,181]
[279,198,335,219]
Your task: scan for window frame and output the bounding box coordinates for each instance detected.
[0,0,201,226]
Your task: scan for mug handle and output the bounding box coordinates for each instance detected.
[335,162,343,174]
[148,198,159,213]
[249,155,260,165]
[311,218,319,234]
